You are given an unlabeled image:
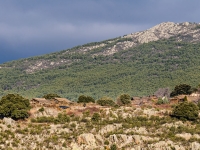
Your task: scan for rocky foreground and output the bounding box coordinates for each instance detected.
[1,103,200,150]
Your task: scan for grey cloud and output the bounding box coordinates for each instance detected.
[0,0,200,63]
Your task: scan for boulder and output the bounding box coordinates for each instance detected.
[176,133,192,140]
[3,117,15,126]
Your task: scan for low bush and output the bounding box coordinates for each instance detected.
[31,113,70,124]
[38,107,45,112]
[110,144,117,150]
[156,97,169,105]
[91,113,101,122]
[77,95,95,103]
[117,94,131,105]
[96,97,116,106]
[43,93,61,99]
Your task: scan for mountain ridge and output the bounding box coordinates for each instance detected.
[1,22,200,99]
[1,21,200,73]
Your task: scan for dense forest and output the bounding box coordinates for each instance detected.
[0,36,200,100]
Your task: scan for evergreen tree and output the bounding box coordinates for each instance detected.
[0,94,30,120]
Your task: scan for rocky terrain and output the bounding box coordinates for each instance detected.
[1,97,200,150]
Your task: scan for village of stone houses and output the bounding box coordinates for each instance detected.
[1,84,200,150]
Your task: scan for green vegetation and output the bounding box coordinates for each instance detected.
[43,93,61,99]
[0,95,199,149]
[170,84,193,97]
[31,113,70,124]
[1,36,200,100]
[77,95,95,103]
[91,113,101,122]
[0,94,30,120]
[96,97,116,106]
[156,97,169,105]
[117,94,131,105]
[38,107,45,112]
[110,144,117,150]
[171,102,199,121]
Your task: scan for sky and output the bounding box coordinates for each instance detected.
[0,0,200,63]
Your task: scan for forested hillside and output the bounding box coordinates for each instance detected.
[1,22,200,100]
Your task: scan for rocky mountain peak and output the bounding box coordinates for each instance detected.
[123,22,200,44]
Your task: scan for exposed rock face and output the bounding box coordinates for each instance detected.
[147,140,185,150]
[99,124,122,135]
[124,22,200,44]
[32,107,60,118]
[77,133,96,146]
[77,133,101,150]
[97,22,200,56]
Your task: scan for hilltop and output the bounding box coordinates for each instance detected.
[1,22,200,99]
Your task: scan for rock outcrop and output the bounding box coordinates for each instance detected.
[3,117,15,126]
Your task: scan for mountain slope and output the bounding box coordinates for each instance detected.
[1,22,200,100]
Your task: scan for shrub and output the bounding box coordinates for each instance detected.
[104,140,109,145]
[43,93,61,99]
[117,94,131,105]
[96,97,116,106]
[171,102,199,121]
[170,84,192,97]
[156,97,169,105]
[32,113,70,124]
[38,107,45,112]
[182,96,188,102]
[56,113,70,123]
[34,116,55,123]
[77,95,95,103]
[91,113,100,122]
[110,144,117,150]
[0,94,30,120]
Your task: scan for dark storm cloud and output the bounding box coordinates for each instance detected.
[0,0,200,63]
